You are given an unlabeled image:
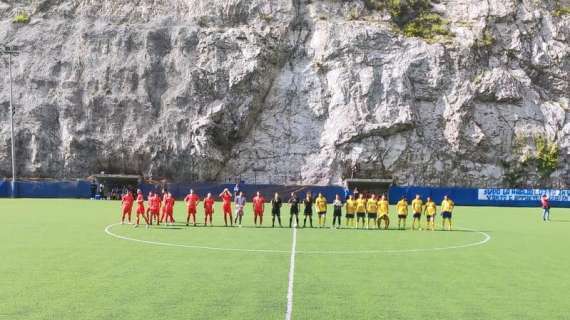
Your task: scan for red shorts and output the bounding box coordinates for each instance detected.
[205,211,213,216]
[122,206,133,214]
[187,207,197,215]
[165,207,173,215]
[151,208,159,215]
[136,205,145,214]
[254,210,263,216]
[223,205,232,214]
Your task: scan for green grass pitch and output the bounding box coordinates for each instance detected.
[1,199,570,319]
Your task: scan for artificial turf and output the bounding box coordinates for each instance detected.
[0,199,569,320]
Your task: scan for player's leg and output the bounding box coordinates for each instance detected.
[277,214,282,227]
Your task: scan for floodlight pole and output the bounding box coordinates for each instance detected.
[1,46,19,198]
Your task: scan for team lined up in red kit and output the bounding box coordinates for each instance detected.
[120,188,266,227]
[121,190,176,227]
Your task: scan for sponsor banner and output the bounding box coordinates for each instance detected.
[477,189,570,202]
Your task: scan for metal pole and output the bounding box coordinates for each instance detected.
[8,52,16,198]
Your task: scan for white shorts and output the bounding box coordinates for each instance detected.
[235,206,244,216]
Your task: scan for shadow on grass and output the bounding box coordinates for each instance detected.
[140,224,490,233]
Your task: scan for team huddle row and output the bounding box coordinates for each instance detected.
[119,188,456,231]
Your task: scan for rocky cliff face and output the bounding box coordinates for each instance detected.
[0,0,568,187]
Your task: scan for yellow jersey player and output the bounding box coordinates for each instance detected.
[315,193,328,228]
[396,196,409,230]
[424,196,437,231]
[345,195,356,228]
[441,195,454,231]
[366,194,378,229]
[355,194,367,229]
[377,194,389,230]
[411,194,423,230]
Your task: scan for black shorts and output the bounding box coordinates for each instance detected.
[333,207,342,217]
[346,213,355,219]
[413,213,421,218]
[357,212,366,218]
[367,213,377,219]
[426,215,434,221]
[272,211,281,216]
[398,214,407,219]
[318,211,326,217]
[290,209,299,215]
[304,212,313,216]
[442,211,452,219]
[379,215,389,220]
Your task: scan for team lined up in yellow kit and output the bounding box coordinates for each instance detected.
[344,194,455,231]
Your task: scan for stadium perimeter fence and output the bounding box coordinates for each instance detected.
[1,179,569,208]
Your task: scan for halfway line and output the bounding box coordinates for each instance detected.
[285,224,298,320]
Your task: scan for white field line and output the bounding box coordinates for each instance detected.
[104,224,491,255]
[285,224,298,320]
[104,223,289,253]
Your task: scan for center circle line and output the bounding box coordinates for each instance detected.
[104,223,491,255]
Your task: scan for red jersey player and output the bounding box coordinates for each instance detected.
[121,190,134,224]
[252,191,266,226]
[162,192,175,225]
[145,191,153,218]
[155,192,163,225]
[184,189,200,226]
[203,193,215,226]
[148,192,160,225]
[219,188,233,227]
[134,189,149,227]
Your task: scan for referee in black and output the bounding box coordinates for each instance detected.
[303,192,314,228]
[288,192,300,227]
[271,192,283,227]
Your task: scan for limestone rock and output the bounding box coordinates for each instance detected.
[0,0,568,187]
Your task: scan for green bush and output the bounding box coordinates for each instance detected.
[475,30,495,48]
[387,0,432,27]
[13,12,30,24]
[534,136,559,181]
[364,0,384,10]
[402,12,450,40]
[553,7,570,16]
